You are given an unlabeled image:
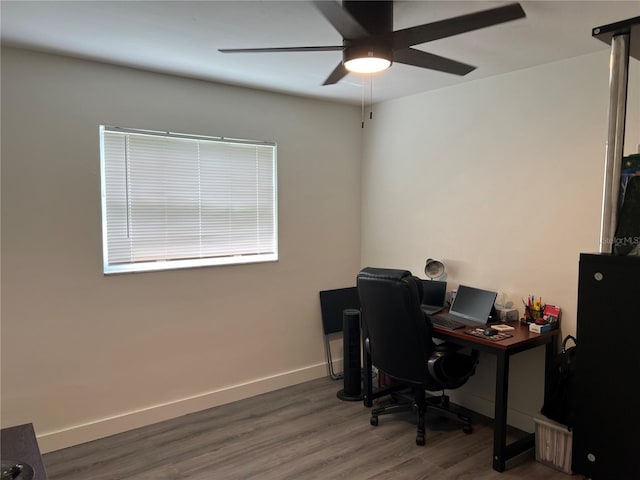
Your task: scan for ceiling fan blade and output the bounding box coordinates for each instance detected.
[323,62,349,85]
[393,48,476,76]
[312,0,369,39]
[219,46,343,53]
[390,3,526,49]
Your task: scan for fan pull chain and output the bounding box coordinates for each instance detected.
[369,75,373,120]
[361,75,365,128]
[360,75,375,128]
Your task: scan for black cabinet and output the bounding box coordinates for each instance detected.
[572,253,640,479]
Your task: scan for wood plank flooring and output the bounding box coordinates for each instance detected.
[43,377,577,479]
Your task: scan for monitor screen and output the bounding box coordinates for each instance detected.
[449,284,497,325]
[420,280,447,306]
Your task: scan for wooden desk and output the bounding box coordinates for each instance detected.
[362,319,560,473]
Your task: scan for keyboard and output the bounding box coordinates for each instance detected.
[430,315,465,330]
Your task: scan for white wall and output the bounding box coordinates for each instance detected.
[361,50,639,431]
[3,44,638,452]
[0,47,362,452]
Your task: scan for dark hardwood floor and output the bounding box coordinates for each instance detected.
[43,376,576,479]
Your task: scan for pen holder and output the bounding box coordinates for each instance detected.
[523,306,544,323]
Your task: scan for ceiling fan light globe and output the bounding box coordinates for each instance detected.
[344,57,391,74]
[343,43,393,74]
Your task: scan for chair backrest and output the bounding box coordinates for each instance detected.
[357,267,434,386]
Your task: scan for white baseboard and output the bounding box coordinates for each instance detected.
[38,360,535,454]
[38,362,329,453]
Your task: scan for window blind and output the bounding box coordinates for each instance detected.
[100,126,277,274]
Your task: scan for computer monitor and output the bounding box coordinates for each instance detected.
[449,284,497,325]
[420,280,447,307]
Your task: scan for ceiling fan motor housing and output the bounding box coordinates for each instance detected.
[343,0,393,36]
[343,1,394,69]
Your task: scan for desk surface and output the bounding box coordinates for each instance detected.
[431,317,560,351]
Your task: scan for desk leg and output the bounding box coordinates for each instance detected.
[493,351,509,472]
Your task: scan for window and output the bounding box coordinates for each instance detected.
[100,126,277,274]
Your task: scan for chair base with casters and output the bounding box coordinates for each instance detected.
[369,386,473,446]
[367,340,478,446]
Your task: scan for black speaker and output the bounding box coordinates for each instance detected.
[336,308,363,401]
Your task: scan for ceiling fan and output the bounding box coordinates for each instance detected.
[219,1,526,85]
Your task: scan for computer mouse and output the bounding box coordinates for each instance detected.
[484,327,499,336]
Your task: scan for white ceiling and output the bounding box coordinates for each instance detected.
[1,1,639,105]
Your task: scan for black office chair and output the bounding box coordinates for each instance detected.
[357,267,479,446]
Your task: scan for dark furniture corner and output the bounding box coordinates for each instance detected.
[1,423,48,480]
[572,253,640,479]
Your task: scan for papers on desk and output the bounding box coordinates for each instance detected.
[492,324,515,332]
[465,328,513,342]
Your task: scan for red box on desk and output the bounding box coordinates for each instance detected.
[529,305,561,333]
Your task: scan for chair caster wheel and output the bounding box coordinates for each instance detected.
[416,434,425,446]
[370,416,378,426]
[463,424,473,434]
